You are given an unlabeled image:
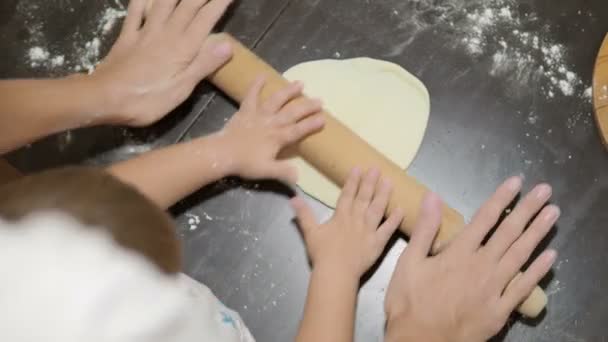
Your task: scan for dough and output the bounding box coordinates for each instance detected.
[283,58,430,208]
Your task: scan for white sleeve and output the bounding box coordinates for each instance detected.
[177,274,256,342]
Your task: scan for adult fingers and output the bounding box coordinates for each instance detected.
[484,183,552,260]
[276,98,323,126]
[376,208,404,249]
[263,82,303,114]
[184,37,233,82]
[186,0,233,43]
[403,193,442,261]
[144,0,179,31]
[291,196,319,237]
[457,176,523,251]
[495,205,559,287]
[499,249,557,316]
[169,0,210,32]
[366,178,393,228]
[353,168,380,216]
[278,114,325,146]
[121,0,147,35]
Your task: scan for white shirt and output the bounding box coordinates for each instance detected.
[0,212,254,342]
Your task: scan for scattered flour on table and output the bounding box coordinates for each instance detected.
[390,0,590,102]
[459,1,588,100]
[23,3,126,73]
[185,213,201,231]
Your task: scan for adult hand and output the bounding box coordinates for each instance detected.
[216,77,325,183]
[92,0,234,126]
[291,168,404,278]
[385,177,559,342]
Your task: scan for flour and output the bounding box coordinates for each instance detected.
[185,213,201,231]
[459,2,587,100]
[74,38,102,74]
[389,0,589,101]
[462,8,496,56]
[583,87,592,101]
[27,46,50,67]
[22,3,126,73]
[100,8,127,34]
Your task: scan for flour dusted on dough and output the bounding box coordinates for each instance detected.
[284,58,430,208]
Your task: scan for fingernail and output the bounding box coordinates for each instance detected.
[545,249,558,263]
[544,205,561,223]
[213,42,232,58]
[394,207,405,218]
[507,176,523,191]
[535,184,552,200]
[314,116,325,127]
[351,166,362,175]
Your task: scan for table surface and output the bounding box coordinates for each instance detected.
[2,0,608,341]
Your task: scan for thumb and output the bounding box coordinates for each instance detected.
[290,196,318,235]
[404,192,442,261]
[186,38,233,82]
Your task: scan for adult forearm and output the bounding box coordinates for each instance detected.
[0,76,112,154]
[107,134,232,210]
[296,266,359,342]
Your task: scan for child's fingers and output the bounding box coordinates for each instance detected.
[499,249,557,316]
[403,193,442,261]
[456,176,522,252]
[353,168,380,217]
[276,98,322,126]
[169,0,210,32]
[336,167,362,214]
[291,196,319,235]
[375,208,404,250]
[121,0,147,35]
[262,82,303,114]
[484,184,552,260]
[238,76,266,111]
[278,114,324,145]
[145,0,179,30]
[185,0,232,42]
[494,205,559,287]
[366,178,393,228]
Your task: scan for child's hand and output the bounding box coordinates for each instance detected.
[291,168,404,278]
[217,77,325,184]
[92,0,233,126]
[384,177,559,342]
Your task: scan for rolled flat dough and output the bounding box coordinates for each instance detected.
[283,58,430,208]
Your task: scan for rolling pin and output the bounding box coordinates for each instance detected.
[207,33,547,317]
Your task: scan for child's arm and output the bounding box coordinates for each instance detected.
[0,0,232,154]
[290,168,404,342]
[109,77,324,210]
[384,177,559,342]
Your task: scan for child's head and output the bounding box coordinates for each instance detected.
[0,166,181,274]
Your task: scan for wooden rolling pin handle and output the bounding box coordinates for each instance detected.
[207,33,547,318]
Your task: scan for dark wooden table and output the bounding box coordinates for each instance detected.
[1,0,607,341]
